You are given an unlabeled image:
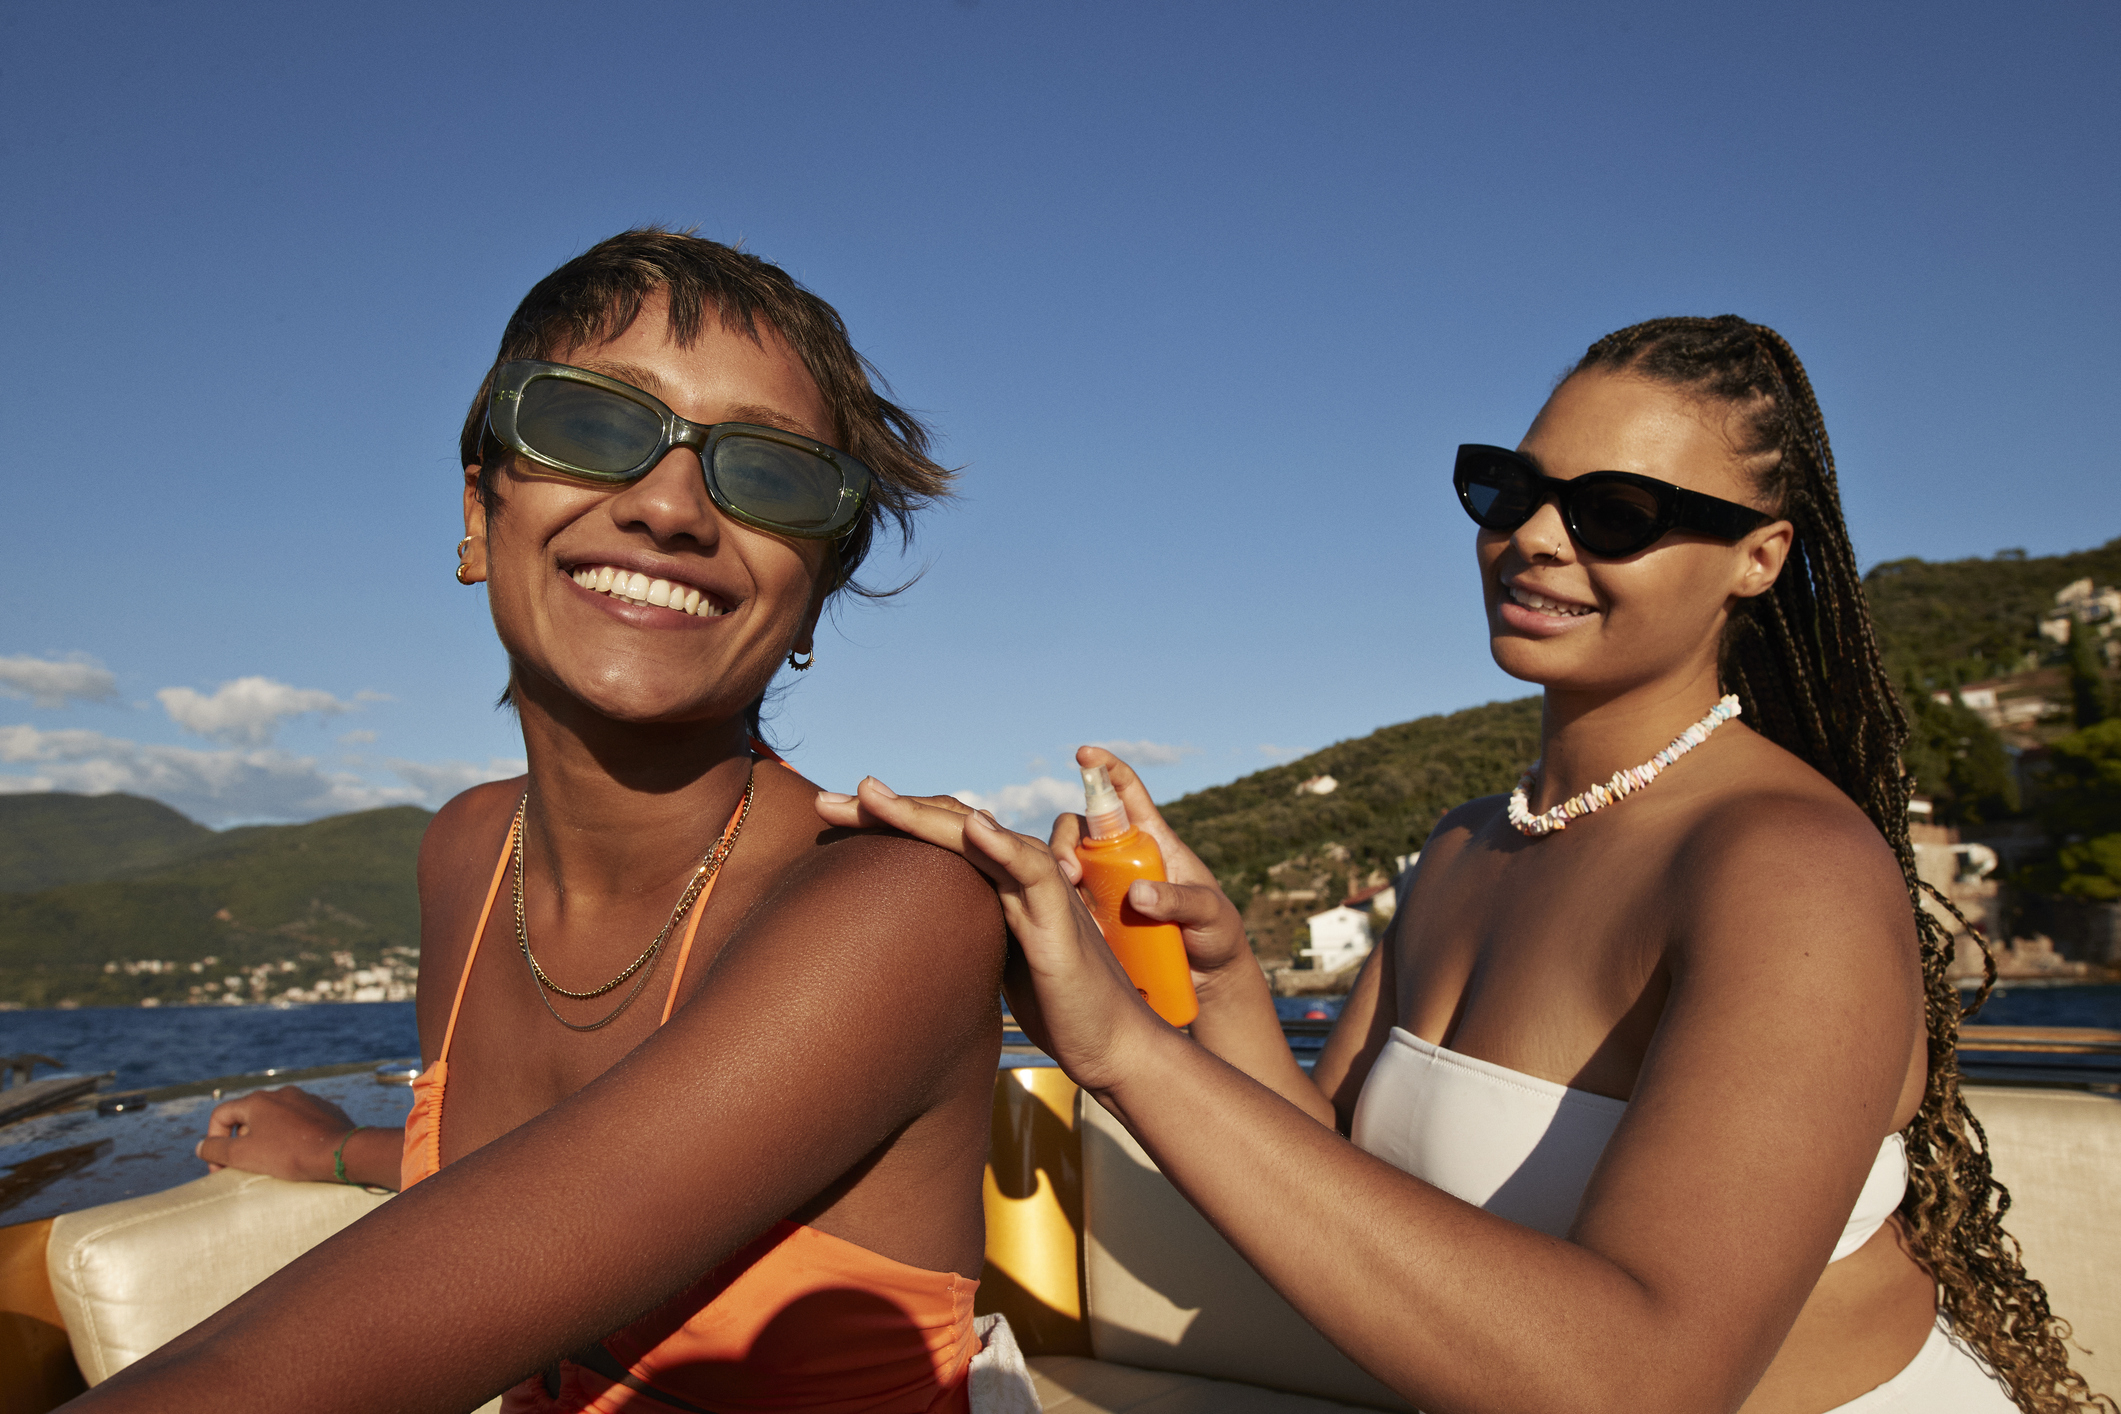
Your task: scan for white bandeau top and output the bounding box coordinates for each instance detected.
[1350,1026,1908,1262]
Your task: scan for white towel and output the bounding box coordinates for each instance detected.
[967,1312,1042,1413]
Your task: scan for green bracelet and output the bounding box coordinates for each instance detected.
[332,1126,365,1185]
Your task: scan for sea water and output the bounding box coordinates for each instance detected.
[0,1002,418,1092]
[0,987,2113,1094]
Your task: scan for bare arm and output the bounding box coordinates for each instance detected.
[70,832,1004,1414]
[851,785,1924,1414]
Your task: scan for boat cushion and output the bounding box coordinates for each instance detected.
[1079,1098,1415,1411]
[1965,1085,2121,1391]
[45,1167,389,1386]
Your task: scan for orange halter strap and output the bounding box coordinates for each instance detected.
[436,743,794,1058]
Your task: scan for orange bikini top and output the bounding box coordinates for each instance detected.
[400,754,980,1414]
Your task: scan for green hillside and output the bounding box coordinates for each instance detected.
[0,800,429,1007]
[0,793,213,891]
[1161,697,1542,910]
[1863,536,2121,689]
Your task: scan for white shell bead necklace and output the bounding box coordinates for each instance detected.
[1508,694,1742,838]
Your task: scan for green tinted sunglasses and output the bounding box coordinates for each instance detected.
[485,360,873,541]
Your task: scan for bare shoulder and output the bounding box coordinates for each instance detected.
[726,766,1006,1021]
[776,819,1005,951]
[1663,765,1920,1008]
[751,762,1001,942]
[417,777,523,882]
[1672,777,1907,912]
[411,778,522,1054]
[1439,793,1505,836]
[1420,794,1503,868]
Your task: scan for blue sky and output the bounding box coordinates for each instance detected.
[1,1,2115,827]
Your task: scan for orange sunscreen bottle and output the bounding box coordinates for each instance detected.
[1074,765,1199,1027]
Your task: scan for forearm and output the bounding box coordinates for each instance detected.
[1185,958,1335,1126]
[1094,1027,1738,1414]
[338,1124,404,1189]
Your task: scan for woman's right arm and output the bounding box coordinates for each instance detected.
[839,784,1924,1414]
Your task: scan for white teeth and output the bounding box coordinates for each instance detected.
[1511,586,1592,617]
[570,565,725,618]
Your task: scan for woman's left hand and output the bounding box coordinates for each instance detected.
[198,1086,358,1182]
[815,780,1168,1093]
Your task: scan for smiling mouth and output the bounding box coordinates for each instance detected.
[1506,585,1595,618]
[570,564,728,618]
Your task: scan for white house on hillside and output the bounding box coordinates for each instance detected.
[1301,905,1372,975]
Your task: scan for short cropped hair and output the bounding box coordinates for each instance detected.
[459,227,952,595]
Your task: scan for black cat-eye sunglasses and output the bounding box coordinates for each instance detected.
[1453,444,1771,558]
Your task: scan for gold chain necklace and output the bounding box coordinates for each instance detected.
[511,762,756,1032]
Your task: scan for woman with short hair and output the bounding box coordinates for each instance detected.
[110,228,1009,1414]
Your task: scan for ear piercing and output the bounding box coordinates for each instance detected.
[456,535,480,585]
[786,649,815,671]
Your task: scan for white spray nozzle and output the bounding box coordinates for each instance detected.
[1082,764,1131,840]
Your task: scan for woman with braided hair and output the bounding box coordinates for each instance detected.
[828,316,2112,1411]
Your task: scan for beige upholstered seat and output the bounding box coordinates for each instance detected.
[1966,1086,2121,1389]
[46,1168,392,1386]
[1072,1098,1411,1411]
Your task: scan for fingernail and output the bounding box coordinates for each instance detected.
[817,790,854,804]
[193,1141,203,1158]
[1128,879,1156,907]
[868,778,900,799]
[973,810,1002,830]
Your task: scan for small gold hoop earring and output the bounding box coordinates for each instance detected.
[456,535,477,586]
[786,649,815,671]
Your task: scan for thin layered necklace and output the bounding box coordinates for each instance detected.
[1508,694,1741,838]
[510,762,757,1031]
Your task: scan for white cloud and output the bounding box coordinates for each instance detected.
[339,729,379,745]
[1086,739,1200,767]
[382,757,526,801]
[951,775,1081,830]
[0,724,523,825]
[0,654,119,708]
[157,676,355,746]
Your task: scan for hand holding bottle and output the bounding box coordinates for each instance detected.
[1050,747,1254,999]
